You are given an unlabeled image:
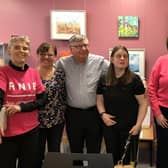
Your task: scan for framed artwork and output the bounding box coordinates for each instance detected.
[0,43,9,66]
[109,48,145,77]
[50,10,86,40]
[118,16,139,38]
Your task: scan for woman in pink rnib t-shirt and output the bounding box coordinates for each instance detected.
[0,36,47,168]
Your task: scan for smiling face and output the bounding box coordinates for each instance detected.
[8,39,30,68]
[69,35,89,64]
[39,46,56,68]
[70,39,89,63]
[37,43,57,68]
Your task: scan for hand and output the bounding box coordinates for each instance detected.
[4,104,21,116]
[129,124,141,135]
[102,113,117,126]
[156,114,168,128]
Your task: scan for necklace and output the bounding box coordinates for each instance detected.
[38,67,55,80]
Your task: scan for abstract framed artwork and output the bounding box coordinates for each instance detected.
[118,16,139,38]
[50,10,86,40]
[109,48,145,77]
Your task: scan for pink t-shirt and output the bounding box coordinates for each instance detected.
[0,65,45,137]
[148,55,168,117]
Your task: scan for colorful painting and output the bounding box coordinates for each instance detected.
[50,10,86,40]
[118,16,139,38]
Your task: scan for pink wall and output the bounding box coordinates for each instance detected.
[0,0,168,78]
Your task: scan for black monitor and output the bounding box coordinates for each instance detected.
[42,153,114,168]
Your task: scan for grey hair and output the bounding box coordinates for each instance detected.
[69,34,88,45]
[8,35,30,49]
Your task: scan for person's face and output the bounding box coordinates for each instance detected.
[70,39,89,63]
[38,47,56,68]
[8,40,30,68]
[111,48,129,70]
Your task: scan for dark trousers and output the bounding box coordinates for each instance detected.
[65,106,102,153]
[38,123,64,168]
[103,125,139,165]
[0,127,39,168]
[155,106,168,168]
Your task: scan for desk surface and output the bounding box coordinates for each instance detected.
[139,126,154,140]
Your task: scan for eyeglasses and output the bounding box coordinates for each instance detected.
[40,53,54,57]
[70,44,89,49]
[115,54,128,59]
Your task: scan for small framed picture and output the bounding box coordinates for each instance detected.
[118,16,139,38]
[50,10,86,40]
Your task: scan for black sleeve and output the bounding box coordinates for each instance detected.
[96,74,106,95]
[19,91,48,112]
[0,89,4,111]
[133,75,145,95]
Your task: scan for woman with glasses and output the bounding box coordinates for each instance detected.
[36,42,66,168]
[96,45,147,165]
[0,36,47,168]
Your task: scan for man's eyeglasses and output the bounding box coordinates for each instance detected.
[70,44,89,49]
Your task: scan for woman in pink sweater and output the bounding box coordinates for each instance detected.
[148,37,168,168]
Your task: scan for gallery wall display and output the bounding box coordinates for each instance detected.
[109,48,145,77]
[50,10,86,40]
[118,16,139,38]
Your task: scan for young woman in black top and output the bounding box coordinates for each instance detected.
[96,45,147,165]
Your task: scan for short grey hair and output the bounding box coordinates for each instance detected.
[69,34,88,45]
[8,35,30,49]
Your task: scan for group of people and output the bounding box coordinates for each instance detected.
[0,34,167,168]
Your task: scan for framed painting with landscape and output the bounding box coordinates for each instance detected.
[50,10,86,40]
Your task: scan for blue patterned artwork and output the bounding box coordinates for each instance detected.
[129,53,139,72]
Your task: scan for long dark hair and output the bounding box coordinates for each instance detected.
[106,45,135,86]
